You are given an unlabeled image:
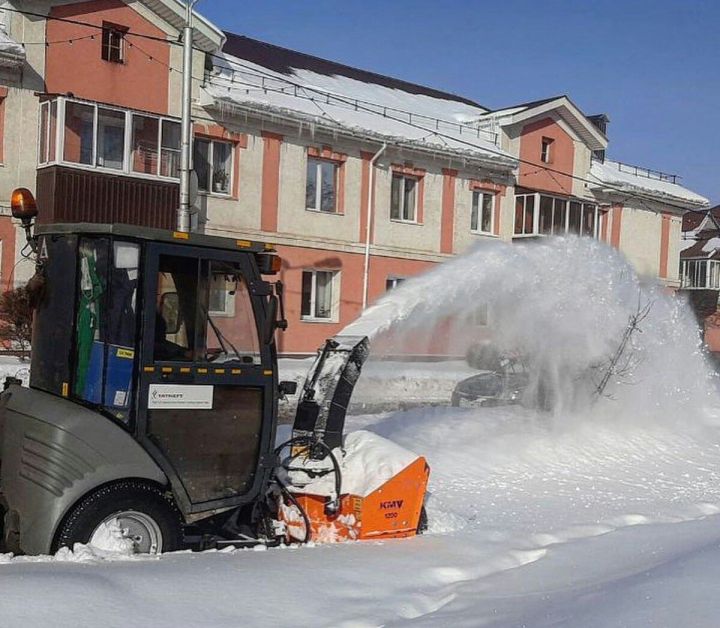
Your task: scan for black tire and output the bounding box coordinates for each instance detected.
[53,480,183,554]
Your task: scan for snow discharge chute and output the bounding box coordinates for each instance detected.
[292,335,370,452]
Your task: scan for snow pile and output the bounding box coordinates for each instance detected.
[590,159,709,207]
[291,430,420,498]
[344,236,714,421]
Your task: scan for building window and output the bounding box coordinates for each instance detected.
[301,270,337,320]
[471,303,489,327]
[515,192,597,238]
[39,96,186,179]
[386,276,406,291]
[38,100,57,165]
[131,114,159,175]
[96,107,125,170]
[101,22,127,64]
[391,174,418,222]
[63,101,94,165]
[541,137,553,163]
[209,273,234,316]
[681,259,720,289]
[195,139,233,194]
[471,191,494,234]
[305,157,338,212]
[514,194,536,235]
[159,120,181,178]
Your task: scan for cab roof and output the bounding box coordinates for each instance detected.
[35,223,272,254]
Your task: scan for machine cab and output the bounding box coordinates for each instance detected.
[29,224,281,515]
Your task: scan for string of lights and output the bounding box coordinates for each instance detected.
[20,33,97,46]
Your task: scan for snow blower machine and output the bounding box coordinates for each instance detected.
[0,188,428,555]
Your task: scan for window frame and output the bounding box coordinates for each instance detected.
[208,272,237,317]
[541,137,554,164]
[680,258,720,289]
[305,156,339,213]
[514,191,598,238]
[195,137,234,196]
[470,190,495,235]
[385,276,406,291]
[38,96,183,182]
[390,173,419,223]
[300,269,339,322]
[101,22,128,64]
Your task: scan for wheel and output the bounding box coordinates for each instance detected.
[53,480,183,555]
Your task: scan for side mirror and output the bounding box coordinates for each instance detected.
[159,292,180,335]
[264,295,278,345]
[279,380,298,398]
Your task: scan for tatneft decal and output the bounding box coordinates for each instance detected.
[148,384,214,409]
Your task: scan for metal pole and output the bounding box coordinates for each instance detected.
[177,0,197,233]
[362,143,387,309]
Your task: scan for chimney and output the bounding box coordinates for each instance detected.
[587,114,609,162]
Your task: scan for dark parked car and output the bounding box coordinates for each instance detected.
[451,370,529,407]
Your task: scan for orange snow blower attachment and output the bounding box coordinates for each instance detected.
[281,454,429,543]
[277,336,430,544]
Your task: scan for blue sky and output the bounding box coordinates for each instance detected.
[201,0,718,204]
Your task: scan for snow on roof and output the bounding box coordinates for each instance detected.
[202,35,517,169]
[590,159,709,208]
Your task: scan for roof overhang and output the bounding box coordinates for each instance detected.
[137,0,225,52]
[200,91,519,174]
[489,96,608,152]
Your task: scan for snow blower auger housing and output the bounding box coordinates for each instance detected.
[277,336,430,543]
[0,188,429,555]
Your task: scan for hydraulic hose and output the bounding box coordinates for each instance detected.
[274,435,343,512]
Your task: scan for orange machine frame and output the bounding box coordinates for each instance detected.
[281,457,430,543]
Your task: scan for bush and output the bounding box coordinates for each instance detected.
[0,286,33,353]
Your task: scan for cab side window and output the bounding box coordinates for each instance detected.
[153,255,259,363]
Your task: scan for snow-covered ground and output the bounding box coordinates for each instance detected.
[4,403,720,626]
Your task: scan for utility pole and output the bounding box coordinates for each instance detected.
[177,0,198,233]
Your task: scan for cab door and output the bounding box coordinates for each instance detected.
[137,243,277,515]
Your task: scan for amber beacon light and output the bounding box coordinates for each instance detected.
[10,188,38,224]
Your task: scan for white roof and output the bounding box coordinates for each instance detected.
[589,159,708,208]
[201,52,518,170]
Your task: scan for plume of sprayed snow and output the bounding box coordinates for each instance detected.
[343,237,717,426]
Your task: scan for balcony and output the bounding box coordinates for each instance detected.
[36,96,180,228]
[680,259,720,290]
[36,165,178,229]
[513,191,599,238]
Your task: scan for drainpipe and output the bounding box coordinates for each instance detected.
[177,0,199,233]
[362,143,387,309]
